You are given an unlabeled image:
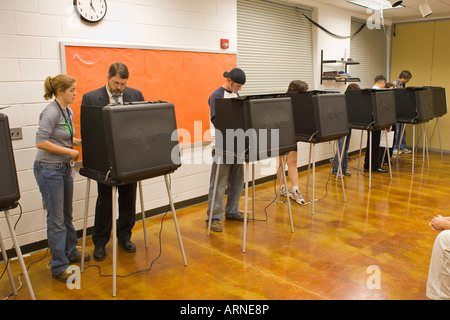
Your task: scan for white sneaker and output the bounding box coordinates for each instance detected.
[290,190,305,205]
[280,185,288,197]
[402,148,411,154]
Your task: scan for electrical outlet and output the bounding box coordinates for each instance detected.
[10,127,23,140]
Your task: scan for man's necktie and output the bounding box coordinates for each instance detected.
[113,95,120,104]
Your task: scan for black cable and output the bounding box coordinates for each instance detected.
[84,210,169,279]
[296,8,366,39]
[0,203,23,280]
[258,0,367,39]
[84,174,174,279]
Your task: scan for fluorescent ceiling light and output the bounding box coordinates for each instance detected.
[348,0,404,10]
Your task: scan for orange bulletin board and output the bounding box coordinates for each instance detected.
[63,44,236,147]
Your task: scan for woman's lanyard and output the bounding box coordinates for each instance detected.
[55,100,74,147]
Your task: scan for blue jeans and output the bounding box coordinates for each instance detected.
[206,159,244,222]
[34,161,79,275]
[393,123,406,151]
[332,133,351,175]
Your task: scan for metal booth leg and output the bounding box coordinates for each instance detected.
[81,178,90,272]
[437,117,443,158]
[112,185,117,297]
[311,143,316,215]
[207,155,222,236]
[0,228,17,296]
[280,156,294,232]
[384,129,393,181]
[334,137,347,202]
[412,125,415,175]
[138,181,148,248]
[164,174,187,266]
[276,154,288,204]
[242,162,250,253]
[369,131,372,189]
[3,209,36,300]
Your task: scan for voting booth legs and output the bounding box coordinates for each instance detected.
[206,154,293,253]
[305,139,347,215]
[80,177,187,297]
[0,208,36,300]
[394,123,430,175]
[356,129,393,188]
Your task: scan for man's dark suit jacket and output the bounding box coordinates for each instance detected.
[81,86,145,107]
[81,85,145,247]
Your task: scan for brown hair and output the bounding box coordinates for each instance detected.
[399,70,412,80]
[287,80,309,92]
[345,83,360,92]
[108,62,129,79]
[44,74,76,100]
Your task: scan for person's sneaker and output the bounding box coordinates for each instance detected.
[52,265,78,283]
[402,148,411,154]
[290,190,305,205]
[280,184,288,197]
[209,220,222,232]
[393,149,402,155]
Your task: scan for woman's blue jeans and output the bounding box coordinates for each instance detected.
[34,161,79,275]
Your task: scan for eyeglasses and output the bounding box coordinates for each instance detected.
[110,79,127,87]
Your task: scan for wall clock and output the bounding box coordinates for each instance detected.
[74,0,107,23]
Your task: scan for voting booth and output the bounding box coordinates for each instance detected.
[211,94,297,251]
[289,91,349,143]
[0,114,20,210]
[346,89,397,131]
[345,89,397,186]
[79,101,187,297]
[394,87,435,174]
[425,86,447,118]
[288,91,349,213]
[214,94,297,163]
[0,113,35,300]
[394,87,434,124]
[80,102,181,185]
[424,86,447,157]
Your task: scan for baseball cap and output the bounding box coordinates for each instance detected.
[223,68,246,85]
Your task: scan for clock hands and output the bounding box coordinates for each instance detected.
[90,0,96,13]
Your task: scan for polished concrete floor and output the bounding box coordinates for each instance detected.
[1,150,446,300]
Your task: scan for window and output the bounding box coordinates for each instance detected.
[237,0,314,95]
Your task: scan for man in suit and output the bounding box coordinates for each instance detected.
[81,62,145,261]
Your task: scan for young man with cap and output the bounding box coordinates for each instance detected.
[206,68,246,232]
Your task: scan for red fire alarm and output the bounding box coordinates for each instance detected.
[220,39,229,49]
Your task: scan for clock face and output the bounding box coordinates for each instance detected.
[74,0,107,23]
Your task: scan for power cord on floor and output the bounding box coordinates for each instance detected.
[84,209,168,279]
[1,175,176,298]
[83,175,175,279]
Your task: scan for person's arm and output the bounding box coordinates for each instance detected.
[36,141,79,160]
